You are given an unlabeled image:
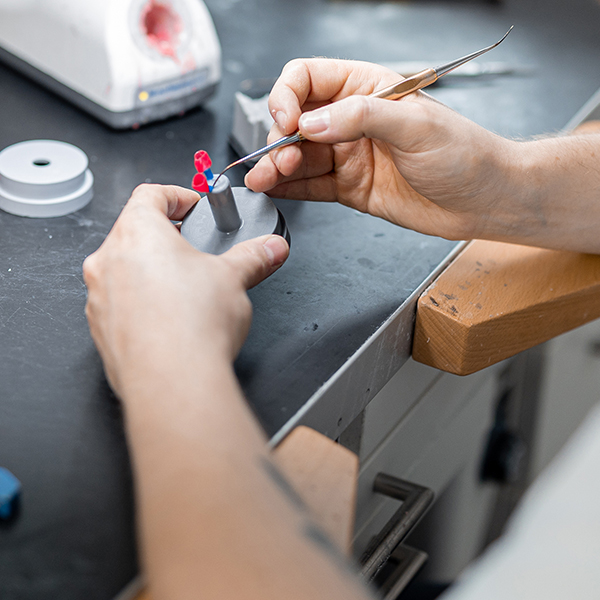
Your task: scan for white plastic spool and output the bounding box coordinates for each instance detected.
[0,140,93,218]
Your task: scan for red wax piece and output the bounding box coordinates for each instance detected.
[194,150,212,173]
[192,172,210,193]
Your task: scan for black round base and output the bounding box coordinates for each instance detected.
[180,187,290,255]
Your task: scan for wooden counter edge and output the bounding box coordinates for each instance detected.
[412,239,600,375]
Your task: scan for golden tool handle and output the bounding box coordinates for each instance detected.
[370,68,438,101]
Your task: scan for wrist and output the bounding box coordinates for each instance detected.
[478,134,600,252]
[117,341,233,409]
[473,137,545,243]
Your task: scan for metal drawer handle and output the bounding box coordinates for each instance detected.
[371,544,428,600]
[360,473,434,583]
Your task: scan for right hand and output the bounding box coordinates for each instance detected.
[245,58,519,241]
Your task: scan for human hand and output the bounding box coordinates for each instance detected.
[83,184,288,399]
[245,58,518,241]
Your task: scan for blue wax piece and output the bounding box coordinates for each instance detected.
[204,168,214,181]
[0,467,21,520]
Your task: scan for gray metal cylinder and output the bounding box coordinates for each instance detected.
[206,175,242,232]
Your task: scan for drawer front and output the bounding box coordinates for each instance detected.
[360,358,441,461]
[533,318,600,475]
[354,366,500,557]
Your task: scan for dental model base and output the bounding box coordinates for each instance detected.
[180,175,290,255]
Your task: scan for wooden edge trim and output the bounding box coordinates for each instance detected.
[412,240,600,375]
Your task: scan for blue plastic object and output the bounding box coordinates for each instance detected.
[0,467,21,520]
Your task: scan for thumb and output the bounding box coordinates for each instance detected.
[298,95,432,148]
[219,235,289,290]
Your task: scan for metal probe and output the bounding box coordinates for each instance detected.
[214,26,513,186]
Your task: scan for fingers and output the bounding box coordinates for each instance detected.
[245,139,334,193]
[265,121,305,177]
[219,235,289,290]
[106,184,201,250]
[245,122,306,192]
[269,58,399,133]
[246,155,339,202]
[297,94,436,149]
[126,184,201,221]
[264,174,338,203]
[89,184,201,276]
[245,155,283,192]
[249,59,415,195]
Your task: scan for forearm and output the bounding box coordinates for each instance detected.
[482,133,600,253]
[122,356,371,600]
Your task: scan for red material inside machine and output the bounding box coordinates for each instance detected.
[140,0,183,60]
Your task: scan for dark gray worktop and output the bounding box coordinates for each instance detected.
[2,0,600,598]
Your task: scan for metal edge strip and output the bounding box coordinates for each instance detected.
[269,241,468,447]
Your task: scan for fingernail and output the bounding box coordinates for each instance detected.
[275,111,288,133]
[299,108,331,134]
[263,236,288,267]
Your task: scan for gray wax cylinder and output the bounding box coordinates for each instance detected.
[207,175,242,232]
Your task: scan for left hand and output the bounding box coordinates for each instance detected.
[83,184,289,400]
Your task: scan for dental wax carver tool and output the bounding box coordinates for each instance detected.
[216,27,514,183]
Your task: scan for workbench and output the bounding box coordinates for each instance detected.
[2,0,600,598]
